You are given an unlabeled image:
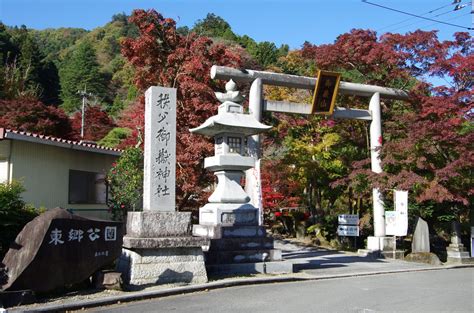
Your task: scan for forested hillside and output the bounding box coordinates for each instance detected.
[1,10,472,248]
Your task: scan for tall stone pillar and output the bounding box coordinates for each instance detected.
[117,87,209,287]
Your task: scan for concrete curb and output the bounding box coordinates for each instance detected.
[10,263,473,312]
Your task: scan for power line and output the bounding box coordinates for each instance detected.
[362,0,473,30]
[387,8,472,33]
[386,3,470,33]
[377,2,457,31]
[433,3,469,18]
[415,12,472,32]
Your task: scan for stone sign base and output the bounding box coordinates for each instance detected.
[358,248,405,260]
[366,236,395,251]
[118,245,208,286]
[118,211,209,288]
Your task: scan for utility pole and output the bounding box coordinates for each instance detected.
[77,86,93,140]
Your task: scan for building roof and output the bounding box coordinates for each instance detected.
[0,128,122,156]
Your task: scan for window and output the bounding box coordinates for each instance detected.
[69,170,107,204]
[228,137,242,154]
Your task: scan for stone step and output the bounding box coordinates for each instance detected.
[193,225,266,239]
[208,237,274,251]
[221,226,266,238]
[206,261,293,276]
[205,248,281,264]
[380,250,405,260]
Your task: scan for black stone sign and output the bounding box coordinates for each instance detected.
[1,207,123,292]
[311,70,341,115]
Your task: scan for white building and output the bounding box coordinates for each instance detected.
[0,128,120,219]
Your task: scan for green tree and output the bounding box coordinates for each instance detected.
[9,26,42,90]
[192,13,237,41]
[1,24,60,103]
[107,147,144,221]
[0,23,16,64]
[0,181,40,259]
[98,127,131,148]
[32,27,88,62]
[237,35,258,52]
[59,41,106,113]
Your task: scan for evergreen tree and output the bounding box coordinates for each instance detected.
[0,23,16,64]
[59,41,106,113]
[0,24,60,104]
[192,13,237,41]
[254,41,279,68]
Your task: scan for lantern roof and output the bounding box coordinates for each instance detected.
[190,80,271,137]
[190,102,271,137]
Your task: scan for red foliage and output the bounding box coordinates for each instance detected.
[302,29,410,85]
[261,160,300,212]
[70,105,116,141]
[0,99,73,138]
[379,86,473,205]
[302,29,473,212]
[119,10,243,209]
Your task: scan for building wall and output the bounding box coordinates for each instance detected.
[0,140,11,183]
[8,140,118,220]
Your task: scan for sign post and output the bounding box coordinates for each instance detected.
[338,214,359,248]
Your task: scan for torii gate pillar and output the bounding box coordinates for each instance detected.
[366,92,392,251]
[245,78,264,225]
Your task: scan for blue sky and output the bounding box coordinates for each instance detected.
[1,0,472,48]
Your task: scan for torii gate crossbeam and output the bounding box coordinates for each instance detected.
[211,66,409,100]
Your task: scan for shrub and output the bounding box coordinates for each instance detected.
[0,181,39,259]
[107,147,144,221]
[98,127,131,148]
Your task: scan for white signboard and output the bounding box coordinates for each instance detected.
[338,214,359,225]
[337,225,359,236]
[385,211,397,236]
[385,210,407,236]
[471,227,474,258]
[392,190,408,236]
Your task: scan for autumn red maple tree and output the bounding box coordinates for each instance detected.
[375,31,473,224]
[70,105,115,141]
[0,99,73,138]
[302,29,473,227]
[260,160,301,211]
[119,9,244,209]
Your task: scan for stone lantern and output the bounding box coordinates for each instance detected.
[190,80,292,274]
[190,80,270,237]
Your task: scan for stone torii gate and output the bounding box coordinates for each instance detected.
[210,65,410,252]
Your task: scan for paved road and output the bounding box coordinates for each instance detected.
[90,268,473,313]
[275,239,434,277]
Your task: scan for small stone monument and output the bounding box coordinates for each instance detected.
[2,208,122,292]
[117,86,209,287]
[446,221,471,264]
[190,80,292,275]
[412,217,430,253]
